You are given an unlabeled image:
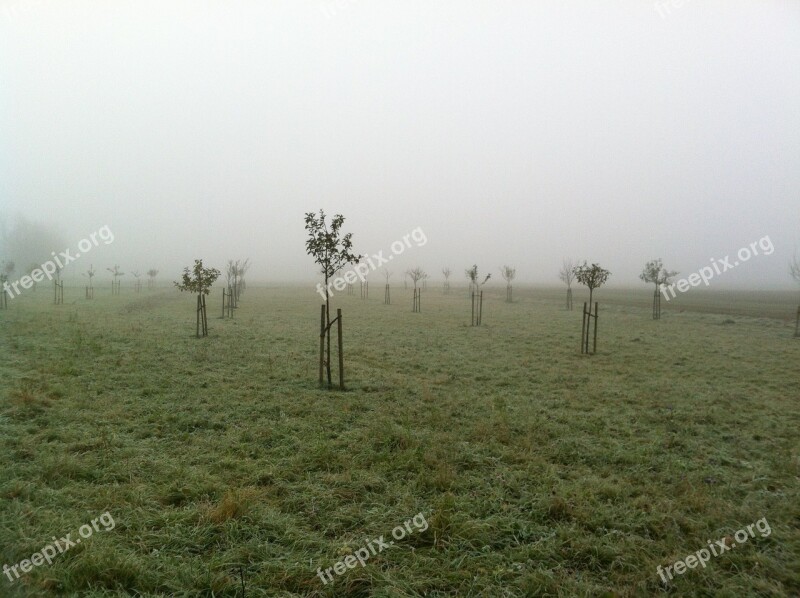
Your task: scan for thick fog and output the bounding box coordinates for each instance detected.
[1,0,798,289]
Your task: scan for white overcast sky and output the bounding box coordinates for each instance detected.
[1,0,799,287]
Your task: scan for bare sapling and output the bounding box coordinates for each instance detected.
[407,267,426,312]
[500,265,515,303]
[83,265,96,299]
[107,265,124,295]
[559,258,576,310]
[131,270,142,293]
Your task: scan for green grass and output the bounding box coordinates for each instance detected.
[1,284,798,596]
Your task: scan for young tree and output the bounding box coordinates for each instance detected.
[175,259,220,337]
[82,264,96,298]
[107,265,124,280]
[407,267,426,312]
[107,265,124,294]
[465,265,491,292]
[465,264,478,295]
[406,267,426,290]
[225,260,238,304]
[226,258,251,303]
[147,268,159,289]
[235,258,250,299]
[442,267,451,293]
[640,259,678,320]
[573,262,611,307]
[131,270,142,292]
[559,258,576,310]
[304,210,359,388]
[383,268,392,304]
[573,262,611,354]
[500,265,516,302]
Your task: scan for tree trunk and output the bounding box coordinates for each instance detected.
[325,288,332,387]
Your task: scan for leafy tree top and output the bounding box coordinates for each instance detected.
[465,265,491,286]
[573,262,611,291]
[304,210,359,282]
[175,259,221,295]
[640,259,677,287]
[500,265,516,283]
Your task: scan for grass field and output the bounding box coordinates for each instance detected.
[1,283,798,596]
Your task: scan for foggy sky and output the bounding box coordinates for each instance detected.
[1,0,799,289]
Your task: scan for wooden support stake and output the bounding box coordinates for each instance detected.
[581,302,587,353]
[471,292,475,326]
[196,295,201,337]
[319,304,325,386]
[204,295,209,335]
[337,308,344,390]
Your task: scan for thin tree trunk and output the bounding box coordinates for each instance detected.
[337,308,344,390]
[325,289,332,387]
